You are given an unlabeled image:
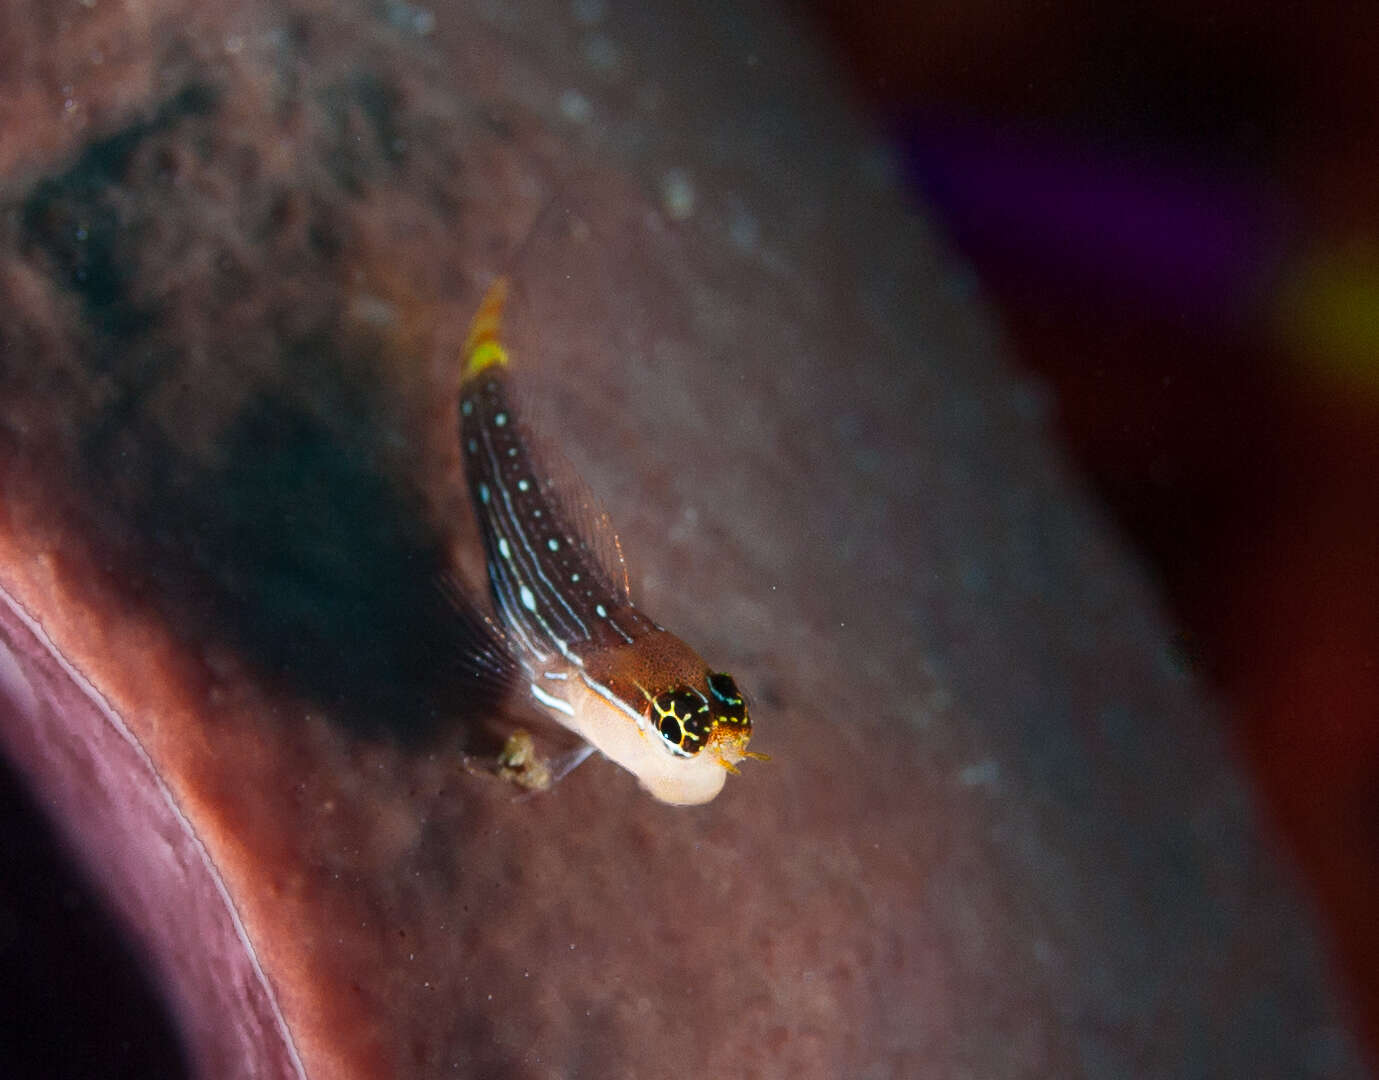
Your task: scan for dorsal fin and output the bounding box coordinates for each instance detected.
[512,409,634,603]
[461,275,634,605]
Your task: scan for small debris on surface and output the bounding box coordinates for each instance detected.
[659,168,695,221]
[558,89,593,125]
[496,729,553,792]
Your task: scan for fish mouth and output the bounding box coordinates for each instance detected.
[706,724,767,773]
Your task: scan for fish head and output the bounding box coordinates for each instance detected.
[647,671,760,772]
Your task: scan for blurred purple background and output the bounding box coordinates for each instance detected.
[793,0,1379,1064]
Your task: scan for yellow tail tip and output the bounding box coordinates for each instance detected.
[462,276,511,383]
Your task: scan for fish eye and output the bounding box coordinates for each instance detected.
[650,687,711,755]
[706,672,742,707]
[706,672,750,731]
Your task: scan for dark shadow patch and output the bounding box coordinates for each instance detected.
[320,72,407,194]
[18,83,218,345]
[352,73,407,166]
[9,80,506,749]
[124,389,512,745]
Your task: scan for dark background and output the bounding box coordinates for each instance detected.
[792,0,1379,1065]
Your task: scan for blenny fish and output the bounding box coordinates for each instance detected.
[457,277,762,805]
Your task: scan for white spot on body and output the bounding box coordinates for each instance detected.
[595,604,607,618]
[571,573,580,583]
[521,585,538,612]
[462,400,473,416]
[518,479,530,492]
[495,412,508,426]
[478,483,489,504]
[467,439,477,454]
[498,538,511,560]
[547,538,559,551]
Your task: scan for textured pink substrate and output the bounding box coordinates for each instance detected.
[0,1,1365,1077]
[0,581,300,1078]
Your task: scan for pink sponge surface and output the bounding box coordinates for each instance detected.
[0,1,1362,1077]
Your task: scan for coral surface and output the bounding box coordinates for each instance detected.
[0,1,1362,1077]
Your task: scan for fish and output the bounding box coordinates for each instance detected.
[456,277,763,805]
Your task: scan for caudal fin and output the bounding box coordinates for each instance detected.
[461,277,511,385]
